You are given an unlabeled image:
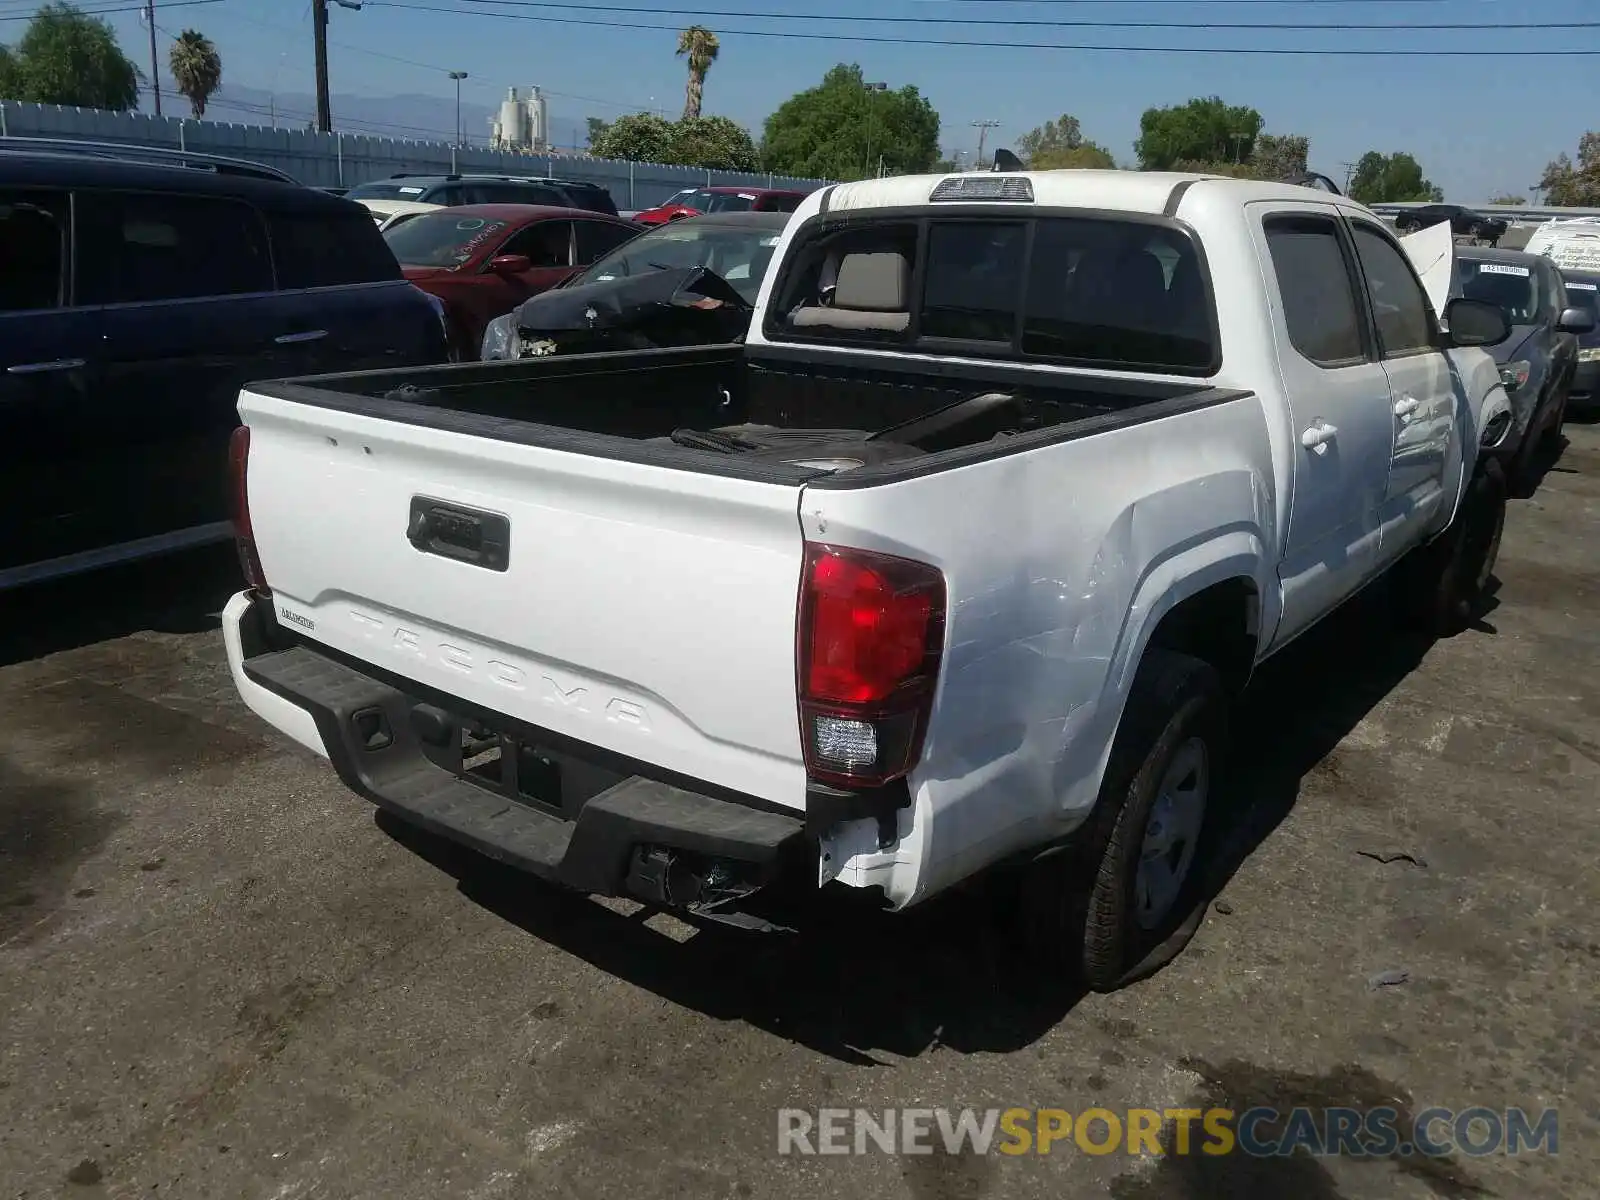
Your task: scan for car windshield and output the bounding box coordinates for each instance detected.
[344,181,433,202]
[663,189,757,214]
[571,222,784,302]
[382,213,509,268]
[1450,259,1539,323]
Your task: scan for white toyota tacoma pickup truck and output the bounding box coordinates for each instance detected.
[222,169,1514,990]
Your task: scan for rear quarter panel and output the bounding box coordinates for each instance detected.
[803,393,1277,905]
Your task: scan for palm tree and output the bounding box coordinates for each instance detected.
[168,29,222,119]
[676,25,719,122]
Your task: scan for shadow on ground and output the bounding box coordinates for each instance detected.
[379,577,1458,1064]
[0,546,242,669]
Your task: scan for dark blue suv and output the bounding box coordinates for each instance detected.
[0,151,450,589]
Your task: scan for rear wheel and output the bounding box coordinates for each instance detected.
[1019,649,1227,993]
[1393,457,1507,638]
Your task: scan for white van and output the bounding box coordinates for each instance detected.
[1523,216,1600,272]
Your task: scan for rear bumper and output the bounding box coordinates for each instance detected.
[223,590,812,907]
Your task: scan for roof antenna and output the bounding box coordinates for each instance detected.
[991,148,1024,173]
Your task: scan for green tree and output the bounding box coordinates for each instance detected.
[1136,96,1263,171]
[1538,133,1600,207]
[676,25,719,122]
[762,64,939,181]
[670,115,758,172]
[589,112,676,163]
[0,2,139,111]
[585,116,610,150]
[1015,114,1115,170]
[1348,150,1443,204]
[167,28,221,119]
[1250,132,1309,181]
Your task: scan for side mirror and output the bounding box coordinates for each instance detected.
[1441,297,1510,348]
[488,254,531,276]
[1556,305,1597,335]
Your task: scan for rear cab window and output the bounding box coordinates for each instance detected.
[766,212,1218,374]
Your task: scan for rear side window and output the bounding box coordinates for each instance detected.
[268,210,401,288]
[74,191,272,304]
[1349,222,1435,356]
[1263,215,1366,366]
[575,219,638,263]
[0,188,68,312]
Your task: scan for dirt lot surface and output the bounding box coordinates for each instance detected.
[2,425,1596,1200]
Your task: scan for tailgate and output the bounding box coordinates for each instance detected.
[239,388,809,807]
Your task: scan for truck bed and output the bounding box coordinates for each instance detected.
[249,344,1244,487]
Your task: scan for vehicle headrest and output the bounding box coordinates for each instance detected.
[833,251,910,312]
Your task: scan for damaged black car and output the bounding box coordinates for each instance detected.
[480,210,791,360]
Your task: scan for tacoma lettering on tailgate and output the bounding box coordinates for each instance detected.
[347,609,651,730]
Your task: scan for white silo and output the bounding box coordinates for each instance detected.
[498,86,529,150]
[526,85,549,153]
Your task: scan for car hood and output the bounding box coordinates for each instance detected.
[513,265,749,333]
[633,205,697,224]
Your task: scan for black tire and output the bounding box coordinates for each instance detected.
[1019,649,1228,993]
[1541,382,1569,450]
[1392,457,1507,638]
[1508,397,1549,496]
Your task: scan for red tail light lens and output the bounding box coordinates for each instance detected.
[797,543,946,788]
[228,425,269,594]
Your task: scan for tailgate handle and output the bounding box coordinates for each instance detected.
[407,496,510,572]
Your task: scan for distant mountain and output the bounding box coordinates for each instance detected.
[201,83,592,151]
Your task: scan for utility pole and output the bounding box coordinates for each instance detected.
[144,0,161,118]
[449,71,468,147]
[1341,161,1356,192]
[972,120,999,168]
[313,0,362,134]
[862,81,887,180]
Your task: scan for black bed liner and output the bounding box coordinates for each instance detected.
[248,343,1251,490]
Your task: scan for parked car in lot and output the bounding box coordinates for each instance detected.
[384,204,645,359]
[632,185,808,226]
[357,197,445,232]
[344,173,619,216]
[0,150,449,591]
[1448,246,1594,488]
[1394,203,1508,245]
[480,210,789,360]
[1557,268,1600,410]
[224,168,1514,990]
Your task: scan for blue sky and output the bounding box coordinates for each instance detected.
[75,0,1600,200]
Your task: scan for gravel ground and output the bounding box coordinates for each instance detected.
[2,423,1596,1200]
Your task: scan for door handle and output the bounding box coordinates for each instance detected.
[7,358,86,375]
[1393,395,1420,418]
[274,329,328,345]
[1301,420,1338,450]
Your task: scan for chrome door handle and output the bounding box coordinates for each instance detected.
[1393,395,1420,418]
[7,358,85,375]
[274,329,328,345]
[1301,420,1338,450]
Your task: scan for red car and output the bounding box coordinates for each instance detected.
[382,204,645,358]
[632,186,808,226]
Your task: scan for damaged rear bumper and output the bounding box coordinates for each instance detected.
[222,591,911,925]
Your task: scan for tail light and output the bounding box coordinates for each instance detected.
[797,542,946,788]
[228,426,269,594]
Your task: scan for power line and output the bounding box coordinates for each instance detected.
[0,0,223,19]
[446,0,1600,31]
[364,0,1600,53]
